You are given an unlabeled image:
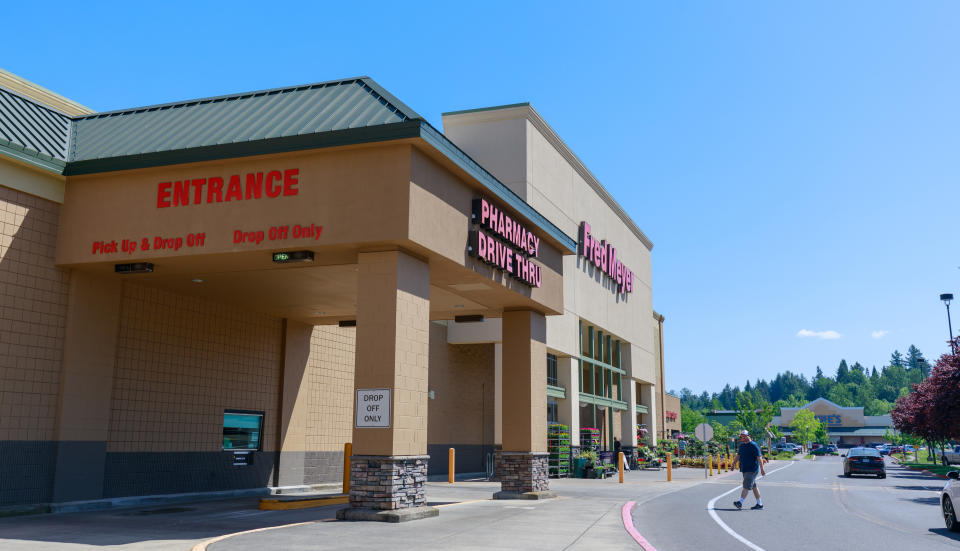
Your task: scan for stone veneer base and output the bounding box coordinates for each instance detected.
[336,505,439,523]
[496,451,550,494]
[348,455,429,511]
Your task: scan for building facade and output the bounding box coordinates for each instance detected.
[773,398,894,447]
[0,71,660,512]
[440,104,658,462]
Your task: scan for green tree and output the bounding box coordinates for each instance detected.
[827,383,854,406]
[890,350,904,368]
[789,409,822,452]
[730,394,776,448]
[681,404,706,434]
[836,360,850,384]
[814,421,829,445]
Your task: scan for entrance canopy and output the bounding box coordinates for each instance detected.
[53,77,577,324]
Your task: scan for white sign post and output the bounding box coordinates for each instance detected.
[355,388,391,428]
[694,423,714,479]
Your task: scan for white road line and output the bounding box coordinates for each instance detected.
[706,461,796,551]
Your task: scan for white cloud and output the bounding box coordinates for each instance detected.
[796,329,842,340]
[871,330,889,339]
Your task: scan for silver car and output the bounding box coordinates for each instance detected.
[943,470,960,532]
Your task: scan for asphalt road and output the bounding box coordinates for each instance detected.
[632,456,960,551]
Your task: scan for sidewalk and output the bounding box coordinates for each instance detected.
[0,467,726,551]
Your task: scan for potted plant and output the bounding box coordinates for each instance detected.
[581,450,600,478]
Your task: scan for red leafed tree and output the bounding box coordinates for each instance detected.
[891,338,960,454]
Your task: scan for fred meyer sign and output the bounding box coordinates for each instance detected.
[579,222,634,295]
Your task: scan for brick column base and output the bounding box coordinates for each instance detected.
[493,451,555,500]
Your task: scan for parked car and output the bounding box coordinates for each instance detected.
[826,444,838,453]
[811,447,833,456]
[876,445,891,456]
[942,470,960,532]
[843,447,886,478]
[889,445,904,453]
[941,445,960,466]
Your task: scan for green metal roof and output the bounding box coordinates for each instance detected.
[68,77,420,166]
[0,85,70,171]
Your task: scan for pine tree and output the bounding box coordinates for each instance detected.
[890,350,904,368]
[905,345,930,378]
[836,359,850,384]
[814,366,824,380]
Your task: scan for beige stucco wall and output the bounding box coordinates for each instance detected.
[107,283,282,453]
[427,322,495,447]
[0,181,70,442]
[306,325,355,453]
[442,107,655,384]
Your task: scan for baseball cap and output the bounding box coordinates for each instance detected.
[740,430,749,436]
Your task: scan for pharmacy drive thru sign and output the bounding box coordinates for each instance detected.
[355,389,391,428]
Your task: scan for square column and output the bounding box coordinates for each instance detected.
[52,272,122,503]
[277,320,312,487]
[495,310,553,499]
[620,378,638,461]
[641,383,658,447]
[338,250,437,522]
[556,356,580,453]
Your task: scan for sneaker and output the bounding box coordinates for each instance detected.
[733,501,742,509]
[751,503,763,510]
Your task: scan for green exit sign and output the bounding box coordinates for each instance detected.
[272,250,314,263]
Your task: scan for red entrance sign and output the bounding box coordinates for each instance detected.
[156,168,299,208]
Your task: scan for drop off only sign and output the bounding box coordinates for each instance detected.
[356,389,391,428]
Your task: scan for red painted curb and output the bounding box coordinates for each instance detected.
[622,501,658,551]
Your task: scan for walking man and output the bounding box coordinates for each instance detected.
[732,430,766,510]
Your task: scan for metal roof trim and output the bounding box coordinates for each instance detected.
[0,138,66,174]
[442,102,531,117]
[64,121,423,176]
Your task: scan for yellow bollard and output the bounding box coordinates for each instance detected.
[342,442,352,494]
[618,452,625,483]
[449,447,455,484]
[666,452,673,481]
[709,454,713,476]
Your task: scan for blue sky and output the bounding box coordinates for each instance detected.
[6,1,958,395]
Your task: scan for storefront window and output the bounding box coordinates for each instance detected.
[223,410,263,451]
[547,398,558,423]
[547,353,558,386]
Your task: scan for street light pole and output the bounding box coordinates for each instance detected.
[940,293,955,354]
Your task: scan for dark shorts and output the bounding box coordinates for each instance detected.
[742,471,759,490]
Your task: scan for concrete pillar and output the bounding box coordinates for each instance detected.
[494,343,502,447]
[556,356,579,443]
[51,272,122,503]
[621,379,638,449]
[276,320,312,487]
[495,310,553,499]
[340,251,437,521]
[641,383,658,447]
